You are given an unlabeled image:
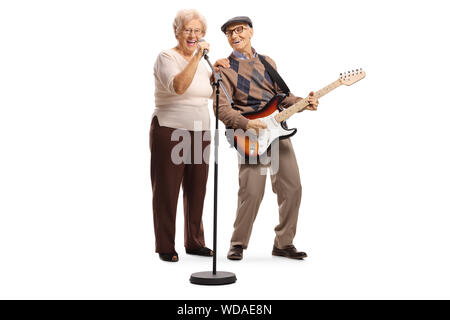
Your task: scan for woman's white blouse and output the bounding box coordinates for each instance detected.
[153,48,212,131]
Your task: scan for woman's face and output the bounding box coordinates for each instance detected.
[176,19,204,55]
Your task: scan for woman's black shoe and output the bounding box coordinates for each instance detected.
[159,252,179,262]
[185,247,214,257]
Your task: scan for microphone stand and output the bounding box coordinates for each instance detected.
[189,52,237,286]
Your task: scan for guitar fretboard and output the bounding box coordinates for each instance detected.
[274,79,342,123]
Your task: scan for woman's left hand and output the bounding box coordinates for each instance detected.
[213,58,230,72]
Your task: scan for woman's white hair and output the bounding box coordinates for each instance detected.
[173,9,207,37]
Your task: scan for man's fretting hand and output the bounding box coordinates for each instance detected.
[305,91,319,111]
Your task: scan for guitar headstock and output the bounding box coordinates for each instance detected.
[339,68,366,86]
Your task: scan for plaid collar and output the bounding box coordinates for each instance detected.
[232,48,257,60]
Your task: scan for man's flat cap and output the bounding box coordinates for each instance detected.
[221,16,253,33]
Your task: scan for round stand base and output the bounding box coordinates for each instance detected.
[190,271,237,286]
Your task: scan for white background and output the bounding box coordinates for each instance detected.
[1,0,449,299]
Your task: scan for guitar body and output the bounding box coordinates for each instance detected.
[228,94,297,159]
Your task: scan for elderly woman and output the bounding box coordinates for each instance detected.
[150,9,214,262]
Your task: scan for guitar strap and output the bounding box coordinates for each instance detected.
[258,55,291,95]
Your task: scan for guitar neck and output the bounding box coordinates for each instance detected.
[275,79,342,123]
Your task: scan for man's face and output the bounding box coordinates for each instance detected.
[225,23,253,53]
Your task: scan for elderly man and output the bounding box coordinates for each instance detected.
[215,16,319,261]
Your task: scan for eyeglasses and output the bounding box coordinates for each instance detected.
[225,26,247,37]
[183,28,202,35]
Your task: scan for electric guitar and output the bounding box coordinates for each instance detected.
[227,68,366,158]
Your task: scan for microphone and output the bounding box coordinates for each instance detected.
[198,38,209,57]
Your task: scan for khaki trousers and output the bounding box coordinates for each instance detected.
[231,138,302,249]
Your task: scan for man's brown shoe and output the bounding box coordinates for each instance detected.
[272,245,307,260]
[227,245,243,260]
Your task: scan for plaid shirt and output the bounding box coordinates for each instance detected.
[214,50,302,129]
